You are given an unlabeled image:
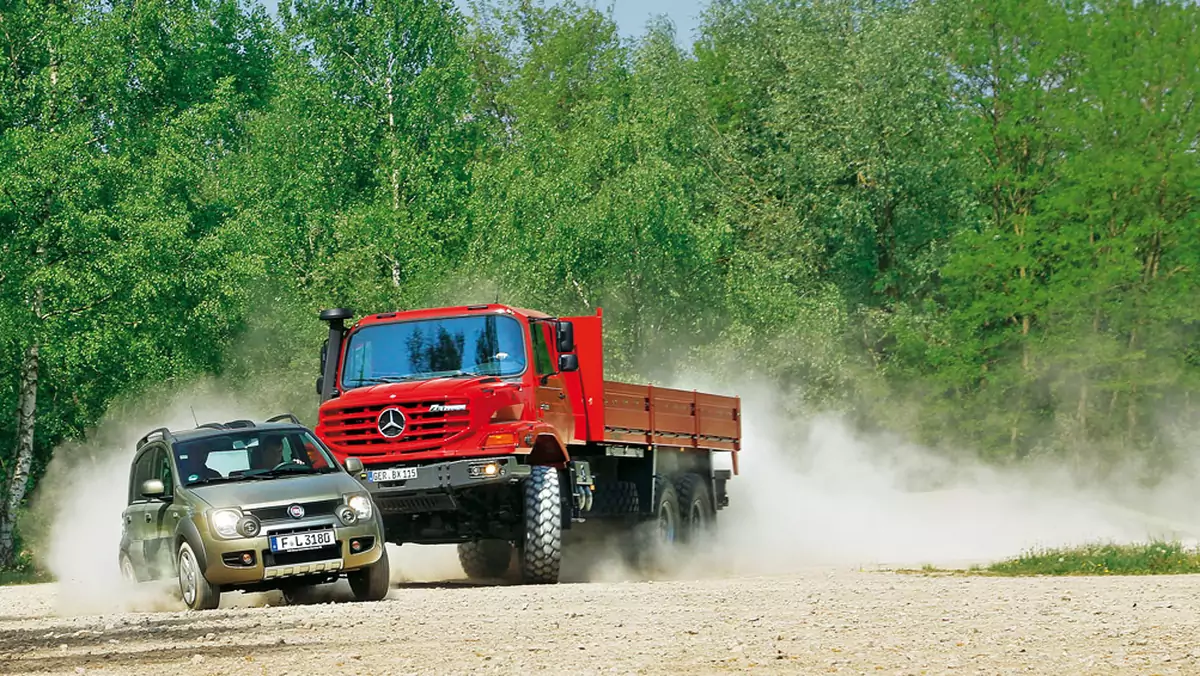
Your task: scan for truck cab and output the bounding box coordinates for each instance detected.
[313,303,740,584]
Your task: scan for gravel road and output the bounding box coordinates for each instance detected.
[2,562,1199,676]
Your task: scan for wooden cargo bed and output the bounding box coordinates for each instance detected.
[600,381,741,470]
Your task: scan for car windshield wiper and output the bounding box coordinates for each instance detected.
[242,464,322,479]
[187,475,261,486]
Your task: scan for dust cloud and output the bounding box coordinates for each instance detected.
[666,376,1200,575]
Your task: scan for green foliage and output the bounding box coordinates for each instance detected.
[986,541,1200,576]
[2,0,1199,569]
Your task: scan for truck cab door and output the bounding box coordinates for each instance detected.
[530,322,575,443]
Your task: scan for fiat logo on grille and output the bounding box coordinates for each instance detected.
[377,407,407,438]
[287,504,305,519]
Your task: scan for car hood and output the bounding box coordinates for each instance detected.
[187,472,361,510]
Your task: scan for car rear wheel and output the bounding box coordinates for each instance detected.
[117,552,138,583]
[177,541,220,610]
[348,545,391,602]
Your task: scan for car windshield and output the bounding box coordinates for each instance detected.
[340,314,527,389]
[173,429,339,486]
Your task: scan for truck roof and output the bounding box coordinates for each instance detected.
[349,303,551,330]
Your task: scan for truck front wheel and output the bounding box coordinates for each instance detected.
[519,465,562,584]
[458,539,512,579]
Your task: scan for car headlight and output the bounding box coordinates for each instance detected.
[347,494,373,520]
[211,509,242,538]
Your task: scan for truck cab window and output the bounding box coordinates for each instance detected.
[531,323,554,376]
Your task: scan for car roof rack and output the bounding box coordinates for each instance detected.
[223,419,256,429]
[266,413,302,425]
[136,427,174,450]
[196,422,227,431]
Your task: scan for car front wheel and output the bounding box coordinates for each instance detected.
[177,541,221,610]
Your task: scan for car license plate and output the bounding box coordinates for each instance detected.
[270,529,335,553]
[367,467,418,482]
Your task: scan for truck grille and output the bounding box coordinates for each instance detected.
[320,399,471,455]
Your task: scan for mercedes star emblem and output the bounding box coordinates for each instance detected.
[377,407,407,438]
[287,504,305,519]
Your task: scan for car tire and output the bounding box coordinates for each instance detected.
[458,539,512,579]
[177,541,220,610]
[348,545,390,602]
[519,465,562,584]
[119,552,141,583]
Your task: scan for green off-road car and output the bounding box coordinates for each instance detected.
[119,414,389,610]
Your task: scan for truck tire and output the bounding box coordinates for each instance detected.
[675,473,715,543]
[519,465,562,584]
[348,545,391,602]
[591,480,639,516]
[177,541,220,610]
[652,476,682,549]
[458,539,512,579]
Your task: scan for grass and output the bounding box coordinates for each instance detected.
[894,541,1200,577]
[0,568,53,586]
[985,541,1200,576]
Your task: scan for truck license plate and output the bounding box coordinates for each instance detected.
[367,467,418,482]
[270,529,335,552]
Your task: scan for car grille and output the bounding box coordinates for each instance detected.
[264,545,341,567]
[246,499,340,522]
[320,398,471,455]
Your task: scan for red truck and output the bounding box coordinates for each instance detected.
[313,304,740,584]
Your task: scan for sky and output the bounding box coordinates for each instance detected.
[259,0,707,44]
[453,0,708,42]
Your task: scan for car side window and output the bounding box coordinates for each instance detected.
[530,323,554,376]
[154,447,174,499]
[130,450,157,504]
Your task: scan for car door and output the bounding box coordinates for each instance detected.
[143,445,178,578]
[122,449,158,571]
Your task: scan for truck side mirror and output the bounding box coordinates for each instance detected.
[141,479,166,499]
[558,353,579,372]
[344,457,364,474]
[556,320,575,353]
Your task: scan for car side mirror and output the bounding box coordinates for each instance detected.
[141,479,166,499]
[558,353,579,372]
[344,457,364,474]
[556,320,575,353]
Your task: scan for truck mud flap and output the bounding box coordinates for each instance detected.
[374,492,458,515]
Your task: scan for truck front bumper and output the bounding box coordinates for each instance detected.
[355,455,530,515]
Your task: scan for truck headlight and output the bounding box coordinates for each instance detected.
[211,509,242,538]
[347,494,373,520]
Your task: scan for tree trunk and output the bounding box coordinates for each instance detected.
[0,340,40,568]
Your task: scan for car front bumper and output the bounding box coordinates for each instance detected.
[200,518,384,587]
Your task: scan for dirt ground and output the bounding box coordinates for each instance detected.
[2,564,1199,676]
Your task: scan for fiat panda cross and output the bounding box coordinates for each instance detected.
[119,414,389,610]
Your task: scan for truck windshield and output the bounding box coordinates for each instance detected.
[340,314,527,389]
[173,429,339,486]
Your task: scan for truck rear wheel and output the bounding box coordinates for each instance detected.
[458,539,512,579]
[676,473,715,543]
[519,465,562,584]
